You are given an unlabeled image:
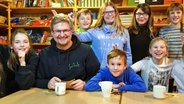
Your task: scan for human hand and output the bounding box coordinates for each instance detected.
[112,82,125,92]
[51,10,58,16]
[113,44,118,50]
[70,79,85,91]
[113,82,125,89]
[17,50,26,66]
[48,77,62,90]
[68,11,76,23]
[66,79,75,89]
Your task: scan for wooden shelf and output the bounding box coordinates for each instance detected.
[0,0,10,44]
[117,6,135,12]
[0,3,8,8]
[154,24,169,27]
[78,5,169,12]
[0,0,11,8]
[117,5,169,12]
[11,7,74,14]
[77,7,100,12]
[0,24,8,28]
[32,43,50,46]
[150,5,169,11]
[0,0,12,2]
[124,24,169,28]
[12,25,50,29]
[32,43,51,49]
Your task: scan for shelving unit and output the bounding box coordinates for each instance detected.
[0,0,11,45]
[11,7,74,14]
[117,5,169,12]
[10,7,74,49]
[3,0,184,48]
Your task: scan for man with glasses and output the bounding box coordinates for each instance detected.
[36,13,100,91]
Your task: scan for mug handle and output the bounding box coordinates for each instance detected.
[99,82,102,86]
[55,86,59,93]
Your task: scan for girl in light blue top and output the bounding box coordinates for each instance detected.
[75,2,132,68]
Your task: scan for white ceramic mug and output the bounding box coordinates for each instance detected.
[153,85,166,99]
[99,81,113,98]
[55,82,66,96]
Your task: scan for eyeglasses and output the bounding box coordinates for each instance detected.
[53,29,71,34]
[136,13,148,17]
[104,10,115,15]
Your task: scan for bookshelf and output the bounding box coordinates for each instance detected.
[0,0,11,45]
[4,0,184,48]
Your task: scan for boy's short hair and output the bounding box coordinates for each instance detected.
[107,49,127,64]
[77,9,93,24]
[50,13,72,31]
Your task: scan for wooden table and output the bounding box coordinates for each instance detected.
[0,88,120,104]
[121,92,184,104]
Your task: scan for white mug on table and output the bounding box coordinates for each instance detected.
[153,85,166,99]
[99,81,113,98]
[55,82,66,96]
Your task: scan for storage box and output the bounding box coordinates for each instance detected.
[146,0,164,5]
[128,0,139,6]
[164,0,182,5]
[0,16,7,24]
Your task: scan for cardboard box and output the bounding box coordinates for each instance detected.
[164,0,182,5]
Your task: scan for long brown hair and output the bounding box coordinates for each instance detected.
[0,53,5,97]
[95,1,125,36]
[7,29,33,71]
[0,61,4,84]
[167,3,184,32]
[129,3,155,38]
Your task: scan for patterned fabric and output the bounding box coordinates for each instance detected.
[159,26,184,60]
[76,25,132,68]
[131,58,177,91]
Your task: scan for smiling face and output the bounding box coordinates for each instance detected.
[12,33,30,55]
[103,6,116,25]
[135,8,149,26]
[167,3,183,27]
[169,9,183,26]
[51,22,72,50]
[149,40,168,62]
[78,13,92,31]
[107,56,127,77]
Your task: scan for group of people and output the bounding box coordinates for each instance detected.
[0,1,184,98]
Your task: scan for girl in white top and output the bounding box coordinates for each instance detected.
[131,37,177,91]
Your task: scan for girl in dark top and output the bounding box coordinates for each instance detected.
[0,61,5,98]
[128,3,156,65]
[0,29,38,98]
